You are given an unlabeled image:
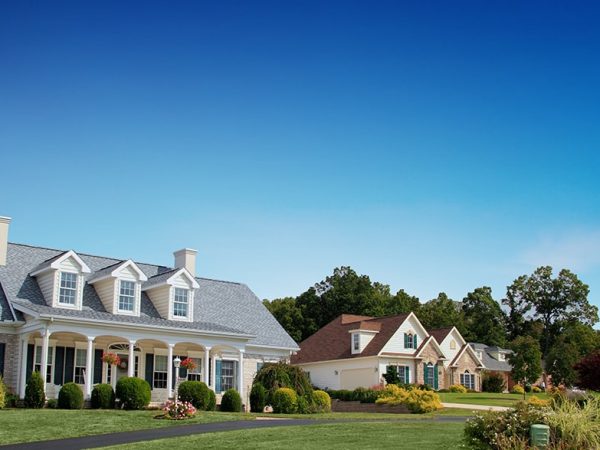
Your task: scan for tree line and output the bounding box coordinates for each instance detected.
[264,266,599,387]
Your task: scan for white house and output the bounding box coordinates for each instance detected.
[0,216,299,406]
[291,313,484,391]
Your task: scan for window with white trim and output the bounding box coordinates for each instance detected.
[173,288,189,317]
[221,360,235,391]
[59,272,78,305]
[118,280,135,312]
[154,355,168,389]
[425,363,435,387]
[460,370,475,390]
[34,346,54,383]
[498,353,506,361]
[352,333,360,351]
[74,349,87,384]
[187,357,202,381]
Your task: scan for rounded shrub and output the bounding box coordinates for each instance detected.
[406,389,442,413]
[511,384,525,395]
[250,383,267,413]
[178,381,210,410]
[220,388,242,412]
[46,398,57,409]
[115,377,151,410]
[312,390,331,413]
[91,383,116,409]
[0,376,6,409]
[207,389,216,411]
[448,384,467,393]
[272,387,298,414]
[25,371,46,408]
[58,382,84,409]
[532,386,542,393]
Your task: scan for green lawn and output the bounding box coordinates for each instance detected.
[0,409,253,445]
[255,407,476,420]
[100,421,465,450]
[438,391,549,407]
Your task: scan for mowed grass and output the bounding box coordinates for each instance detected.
[256,407,476,419]
[438,391,550,407]
[0,409,253,445]
[100,421,465,450]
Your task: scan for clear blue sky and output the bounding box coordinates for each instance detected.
[1,1,599,317]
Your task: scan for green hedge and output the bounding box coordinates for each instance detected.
[254,363,312,405]
[327,387,382,403]
[25,371,46,408]
[91,384,116,409]
[220,388,242,412]
[58,382,84,409]
[116,377,151,410]
[207,389,216,411]
[178,381,211,410]
[312,390,331,413]
[272,387,298,414]
[250,383,267,413]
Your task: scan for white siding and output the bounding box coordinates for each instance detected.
[297,357,379,390]
[116,265,139,282]
[146,285,171,318]
[378,357,416,383]
[380,315,427,354]
[438,329,464,368]
[37,271,57,305]
[58,256,81,272]
[94,278,116,313]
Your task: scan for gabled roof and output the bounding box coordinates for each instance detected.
[450,343,485,368]
[142,267,199,290]
[30,250,91,276]
[414,335,446,360]
[88,259,148,284]
[0,243,298,350]
[291,313,410,364]
[428,327,454,343]
[469,342,512,372]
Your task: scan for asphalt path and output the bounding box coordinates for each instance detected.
[0,416,468,450]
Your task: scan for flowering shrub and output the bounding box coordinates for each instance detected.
[376,385,442,413]
[449,384,468,393]
[511,384,525,395]
[163,400,196,419]
[102,352,121,366]
[531,386,542,393]
[527,396,550,408]
[180,358,197,372]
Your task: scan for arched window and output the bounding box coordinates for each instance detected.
[425,362,435,386]
[450,339,457,350]
[460,370,475,390]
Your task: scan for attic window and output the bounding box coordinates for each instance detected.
[353,333,360,351]
[59,272,77,305]
[404,333,417,350]
[118,280,135,312]
[498,353,505,361]
[173,288,189,317]
[450,339,457,350]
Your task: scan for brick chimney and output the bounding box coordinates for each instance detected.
[0,216,11,266]
[173,248,197,276]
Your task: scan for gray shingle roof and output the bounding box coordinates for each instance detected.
[142,268,181,290]
[0,243,298,349]
[470,342,512,372]
[87,260,127,283]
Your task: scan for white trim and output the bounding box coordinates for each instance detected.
[414,335,446,359]
[88,260,148,284]
[30,250,91,276]
[142,268,200,291]
[452,344,485,368]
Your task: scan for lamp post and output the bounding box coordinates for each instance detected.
[173,356,181,409]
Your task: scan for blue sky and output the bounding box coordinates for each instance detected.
[1,1,599,317]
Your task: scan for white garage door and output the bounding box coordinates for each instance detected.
[340,368,373,390]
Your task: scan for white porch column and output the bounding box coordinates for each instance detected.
[238,350,245,408]
[19,334,30,398]
[204,347,211,387]
[210,354,217,393]
[128,340,136,377]
[40,330,50,394]
[111,364,117,390]
[85,336,94,398]
[167,344,174,398]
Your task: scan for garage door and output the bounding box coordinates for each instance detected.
[340,368,373,390]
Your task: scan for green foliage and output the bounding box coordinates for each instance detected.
[481,373,505,393]
[511,385,525,395]
[91,384,115,409]
[376,385,442,413]
[250,383,267,413]
[0,376,5,409]
[326,388,382,403]
[262,297,304,343]
[206,389,216,411]
[272,387,298,414]
[574,350,600,391]
[449,384,467,393]
[312,390,331,413]
[25,371,46,408]
[547,396,600,449]
[419,292,465,332]
[46,398,57,408]
[546,339,580,387]
[462,287,507,347]
[220,388,242,412]
[178,381,211,410]
[509,336,542,387]
[58,383,84,409]
[253,362,312,404]
[115,377,151,410]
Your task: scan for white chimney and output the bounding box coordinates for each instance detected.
[173,248,197,276]
[0,216,11,266]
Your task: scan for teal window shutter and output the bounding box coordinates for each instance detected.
[215,360,222,392]
[405,366,410,384]
[423,363,427,385]
[403,333,408,348]
[434,364,439,390]
[413,334,418,349]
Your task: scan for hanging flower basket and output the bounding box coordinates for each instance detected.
[102,352,121,366]
[180,358,197,372]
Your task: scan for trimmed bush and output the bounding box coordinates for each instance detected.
[449,384,467,393]
[58,382,84,409]
[207,389,216,411]
[25,371,46,408]
[532,385,542,393]
[376,386,442,413]
[272,387,298,414]
[254,363,312,405]
[91,384,115,409]
[527,396,551,408]
[511,384,525,395]
[46,398,57,408]
[312,390,331,413]
[220,388,242,412]
[0,376,5,409]
[115,377,151,410]
[482,373,505,393]
[250,383,267,413]
[178,381,211,410]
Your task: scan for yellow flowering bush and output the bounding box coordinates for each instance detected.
[449,384,468,393]
[376,385,442,413]
[527,396,551,408]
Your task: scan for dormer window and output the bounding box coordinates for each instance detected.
[404,333,418,350]
[118,280,136,312]
[173,288,189,318]
[352,333,360,351]
[59,272,78,305]
[498,353,505,361]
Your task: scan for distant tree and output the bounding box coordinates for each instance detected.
[263,297,304,343]
[503,267,597,356]
[574,351,600,391]
[509,336,543,394]
[546,338,580,387]
[383,289,421,316]
[419,292,465,332]
[461,287,507,346]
